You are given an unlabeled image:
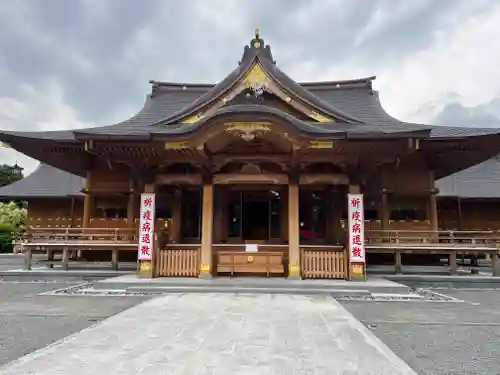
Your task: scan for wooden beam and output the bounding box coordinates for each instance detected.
[213,173,289,185]
[212,153,291,170]
[299,173,349,185]
[155,173,203,185]
[190,148,212,172]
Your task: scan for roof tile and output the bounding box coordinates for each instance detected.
[0,164,84,198]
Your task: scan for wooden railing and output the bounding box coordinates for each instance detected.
[365,229,500,276]
[26,227,138,243]
[27,217,167,229]
[20,227,139,270]
[361,220,432,231]
[157,245,200,277]
[300,245,346,279]
[365,229,500,248]
[28,216,80,228]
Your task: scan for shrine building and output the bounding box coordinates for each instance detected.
[2,30,500,279]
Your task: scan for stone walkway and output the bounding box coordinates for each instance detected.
[0,294,417,375]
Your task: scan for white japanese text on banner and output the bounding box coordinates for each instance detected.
[347,194,365,263]
[138,193,156,261]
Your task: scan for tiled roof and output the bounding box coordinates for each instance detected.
[437,157,500,198]
[70,86,500,139]
[2,84,498,141]
[0,164,84,198]
[148,104,431,138]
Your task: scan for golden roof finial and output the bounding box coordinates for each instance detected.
[255,28,260,39]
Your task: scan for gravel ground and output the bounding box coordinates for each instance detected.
[0,280,151,366]
[3,255,500,374]
[0,254,26,271]
[341,289,500,375]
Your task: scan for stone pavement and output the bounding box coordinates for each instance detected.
[0,294,417,375]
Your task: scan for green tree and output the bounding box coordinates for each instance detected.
[0,164,23,188]
[0,201,27,253]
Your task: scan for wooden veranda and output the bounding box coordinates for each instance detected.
[15,224,500,278]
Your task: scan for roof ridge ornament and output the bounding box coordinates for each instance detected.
[239,28,276,65]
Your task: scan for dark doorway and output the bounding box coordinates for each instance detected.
[242,199,269,240]
[227,189,282,241]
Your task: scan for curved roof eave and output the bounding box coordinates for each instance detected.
[150,104,339,138]
[148,104,434,140]
[0,129,76,142]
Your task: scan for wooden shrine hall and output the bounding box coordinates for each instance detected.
[2,30,500,279]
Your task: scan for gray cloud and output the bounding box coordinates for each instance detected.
[0,0,499,173]
[433,98,500,127]
[2,0,496,127]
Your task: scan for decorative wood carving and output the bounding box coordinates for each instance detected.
[178,63,336,125]
[308,140,334,149]
[299,173,349,185]
[243,64,269,89]
[240,163,262,174]
[219,139,284,154]
[155,173,202,185]
[213,173,288,185]
[310,111,334,123]
[224,122,271,133]
[181,114,204,124]
[164,141,190,149]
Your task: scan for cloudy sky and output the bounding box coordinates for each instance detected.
[1,0,500,174]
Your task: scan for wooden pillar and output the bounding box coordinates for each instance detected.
[349,184,361,194]
[449,251,458,275]
[429,192,438,232]
[288,178,301,279]
[82,170,94,228]
[428,171,439,232]
[126,179,137,228]
[138,182,156,278]
[457,197,463,230]
[492,251,500,277]
[69,197,76,228]
[380,189,390,230]
[394,250,402,274]
[280,188,288,242]
[170,188,182,243]
[68,197,80,259]
[199,181,214,278]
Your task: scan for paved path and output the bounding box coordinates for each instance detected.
[0,294,416,375]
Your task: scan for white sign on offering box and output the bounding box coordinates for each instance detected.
[347,194,365,263]
[138,193,156,261]
[245,244,258,253]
